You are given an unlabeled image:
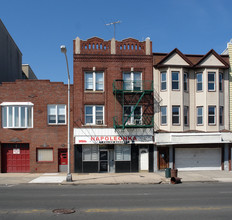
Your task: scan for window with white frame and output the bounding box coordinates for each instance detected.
[172,72,179,90]
[197,106,203,125]
[161,72,167,91]
[85,105,104,125]
[115,145,131,161]
[220,106,224,125]
[184,72,188,92]
[196,73,203,91]
[84,71,104,91]
[208,72,215,91]
[1,102,33,128]
[208,106,216,125]
[48,105,66,124]
[172,106,180,125]
[123,72,142,91]
[219,73,223,91]
[123,105,142,125]
[83,145,99,161]
[160,106,167,125]
[37,148,53,162]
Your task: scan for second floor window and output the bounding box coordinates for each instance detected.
[161,72,167,91]
[1,103,33,128]
[48,105,66,124]
[85,71,104,91]
[172,106,180,125]
[85,105,104,125]
[208,72,215,91]
[196,73,203,91]
[160,106,167,125]
[220,106,224,125]
[184,106,189,126]
[197,106,203,125]
[123,105,142,125]
[208,106,216,125]
[172,72,179,90]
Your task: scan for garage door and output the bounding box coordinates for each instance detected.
[175,148,221,171]
[1,144,30,173]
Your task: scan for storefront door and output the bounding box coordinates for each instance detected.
[99,150,108,172]
[158,147,169,170]
[140,148,149,171]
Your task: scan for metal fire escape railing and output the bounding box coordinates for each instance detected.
[113,80,154,129]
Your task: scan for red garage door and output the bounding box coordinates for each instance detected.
[1,144,30,173]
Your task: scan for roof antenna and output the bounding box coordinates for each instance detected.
[105,20,121,39]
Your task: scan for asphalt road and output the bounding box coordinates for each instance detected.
[1,182,232,219]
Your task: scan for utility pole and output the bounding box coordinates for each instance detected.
[105,20,121,39]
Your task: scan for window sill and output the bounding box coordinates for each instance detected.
[36,161,54,163]
[3,127,32,130]
[82,124,107,127]
[84,91,104,93]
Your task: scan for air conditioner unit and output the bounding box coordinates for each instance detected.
[134,119,142,125]
[96,120,103,125]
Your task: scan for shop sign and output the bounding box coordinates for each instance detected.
[13,148,20,154]
[78,136,137,144]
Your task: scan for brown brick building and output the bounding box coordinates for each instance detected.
[73,37,155,173]
[0,80,74,173]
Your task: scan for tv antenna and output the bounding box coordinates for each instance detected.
[105,20,121,39]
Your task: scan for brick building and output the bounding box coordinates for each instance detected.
[0,80,73,173]
[73,37,155,173]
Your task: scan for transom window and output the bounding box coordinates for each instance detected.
[197,106,203,125]
[172,72,179,90]
[196,73,203,91]
[123,72,142,91]
[208,106,216,125]
[123,105,142,125]
[85,71,104,91]
[172,106,180,125]
[208,72,215,91]
[85,105,104,125]
[161,72,167,91]
[1,102,33,128]
[160,106,167,125]
[48,105,66,124]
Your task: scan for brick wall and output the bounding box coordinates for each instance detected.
[0,80,74,173]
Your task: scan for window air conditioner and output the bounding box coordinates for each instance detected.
[96,120,103,125]
[134,119,142,125]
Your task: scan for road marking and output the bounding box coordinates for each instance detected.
[85,206,232,213]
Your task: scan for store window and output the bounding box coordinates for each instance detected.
[83,145,99,161]
[37,149,53,162]
[115,145,131,161]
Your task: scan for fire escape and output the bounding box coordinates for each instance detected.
[113,79,154,130]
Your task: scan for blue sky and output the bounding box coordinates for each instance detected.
[1,0,232,83]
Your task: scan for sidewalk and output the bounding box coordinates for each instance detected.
[1,171,232,185]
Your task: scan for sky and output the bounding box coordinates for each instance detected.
[1,0,232,84]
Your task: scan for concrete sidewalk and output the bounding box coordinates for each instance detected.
[1,171,232,185]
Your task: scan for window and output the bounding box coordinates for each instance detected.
[84,71,104,91]
[172,72,179,90]
[208,106,216,125]
[184,72,188,92]
[184,106,189,126]
[83,145,98,161]
[123,105,142,125]
[161,72,167,91]
[208,72,215,91]
[1,103,33,128]
[37,149,53,162]
[48,105,66,124]
[123,72,142,91]
[219,73,223,91]
[85,105,104,125]
[220,106,224,125]
[160,106,167,125]
[115,145,131,161]
[196,73,203,91]
[172,106,180,125]
[197,106,203,125]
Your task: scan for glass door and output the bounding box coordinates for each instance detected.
[99,150,108,172]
